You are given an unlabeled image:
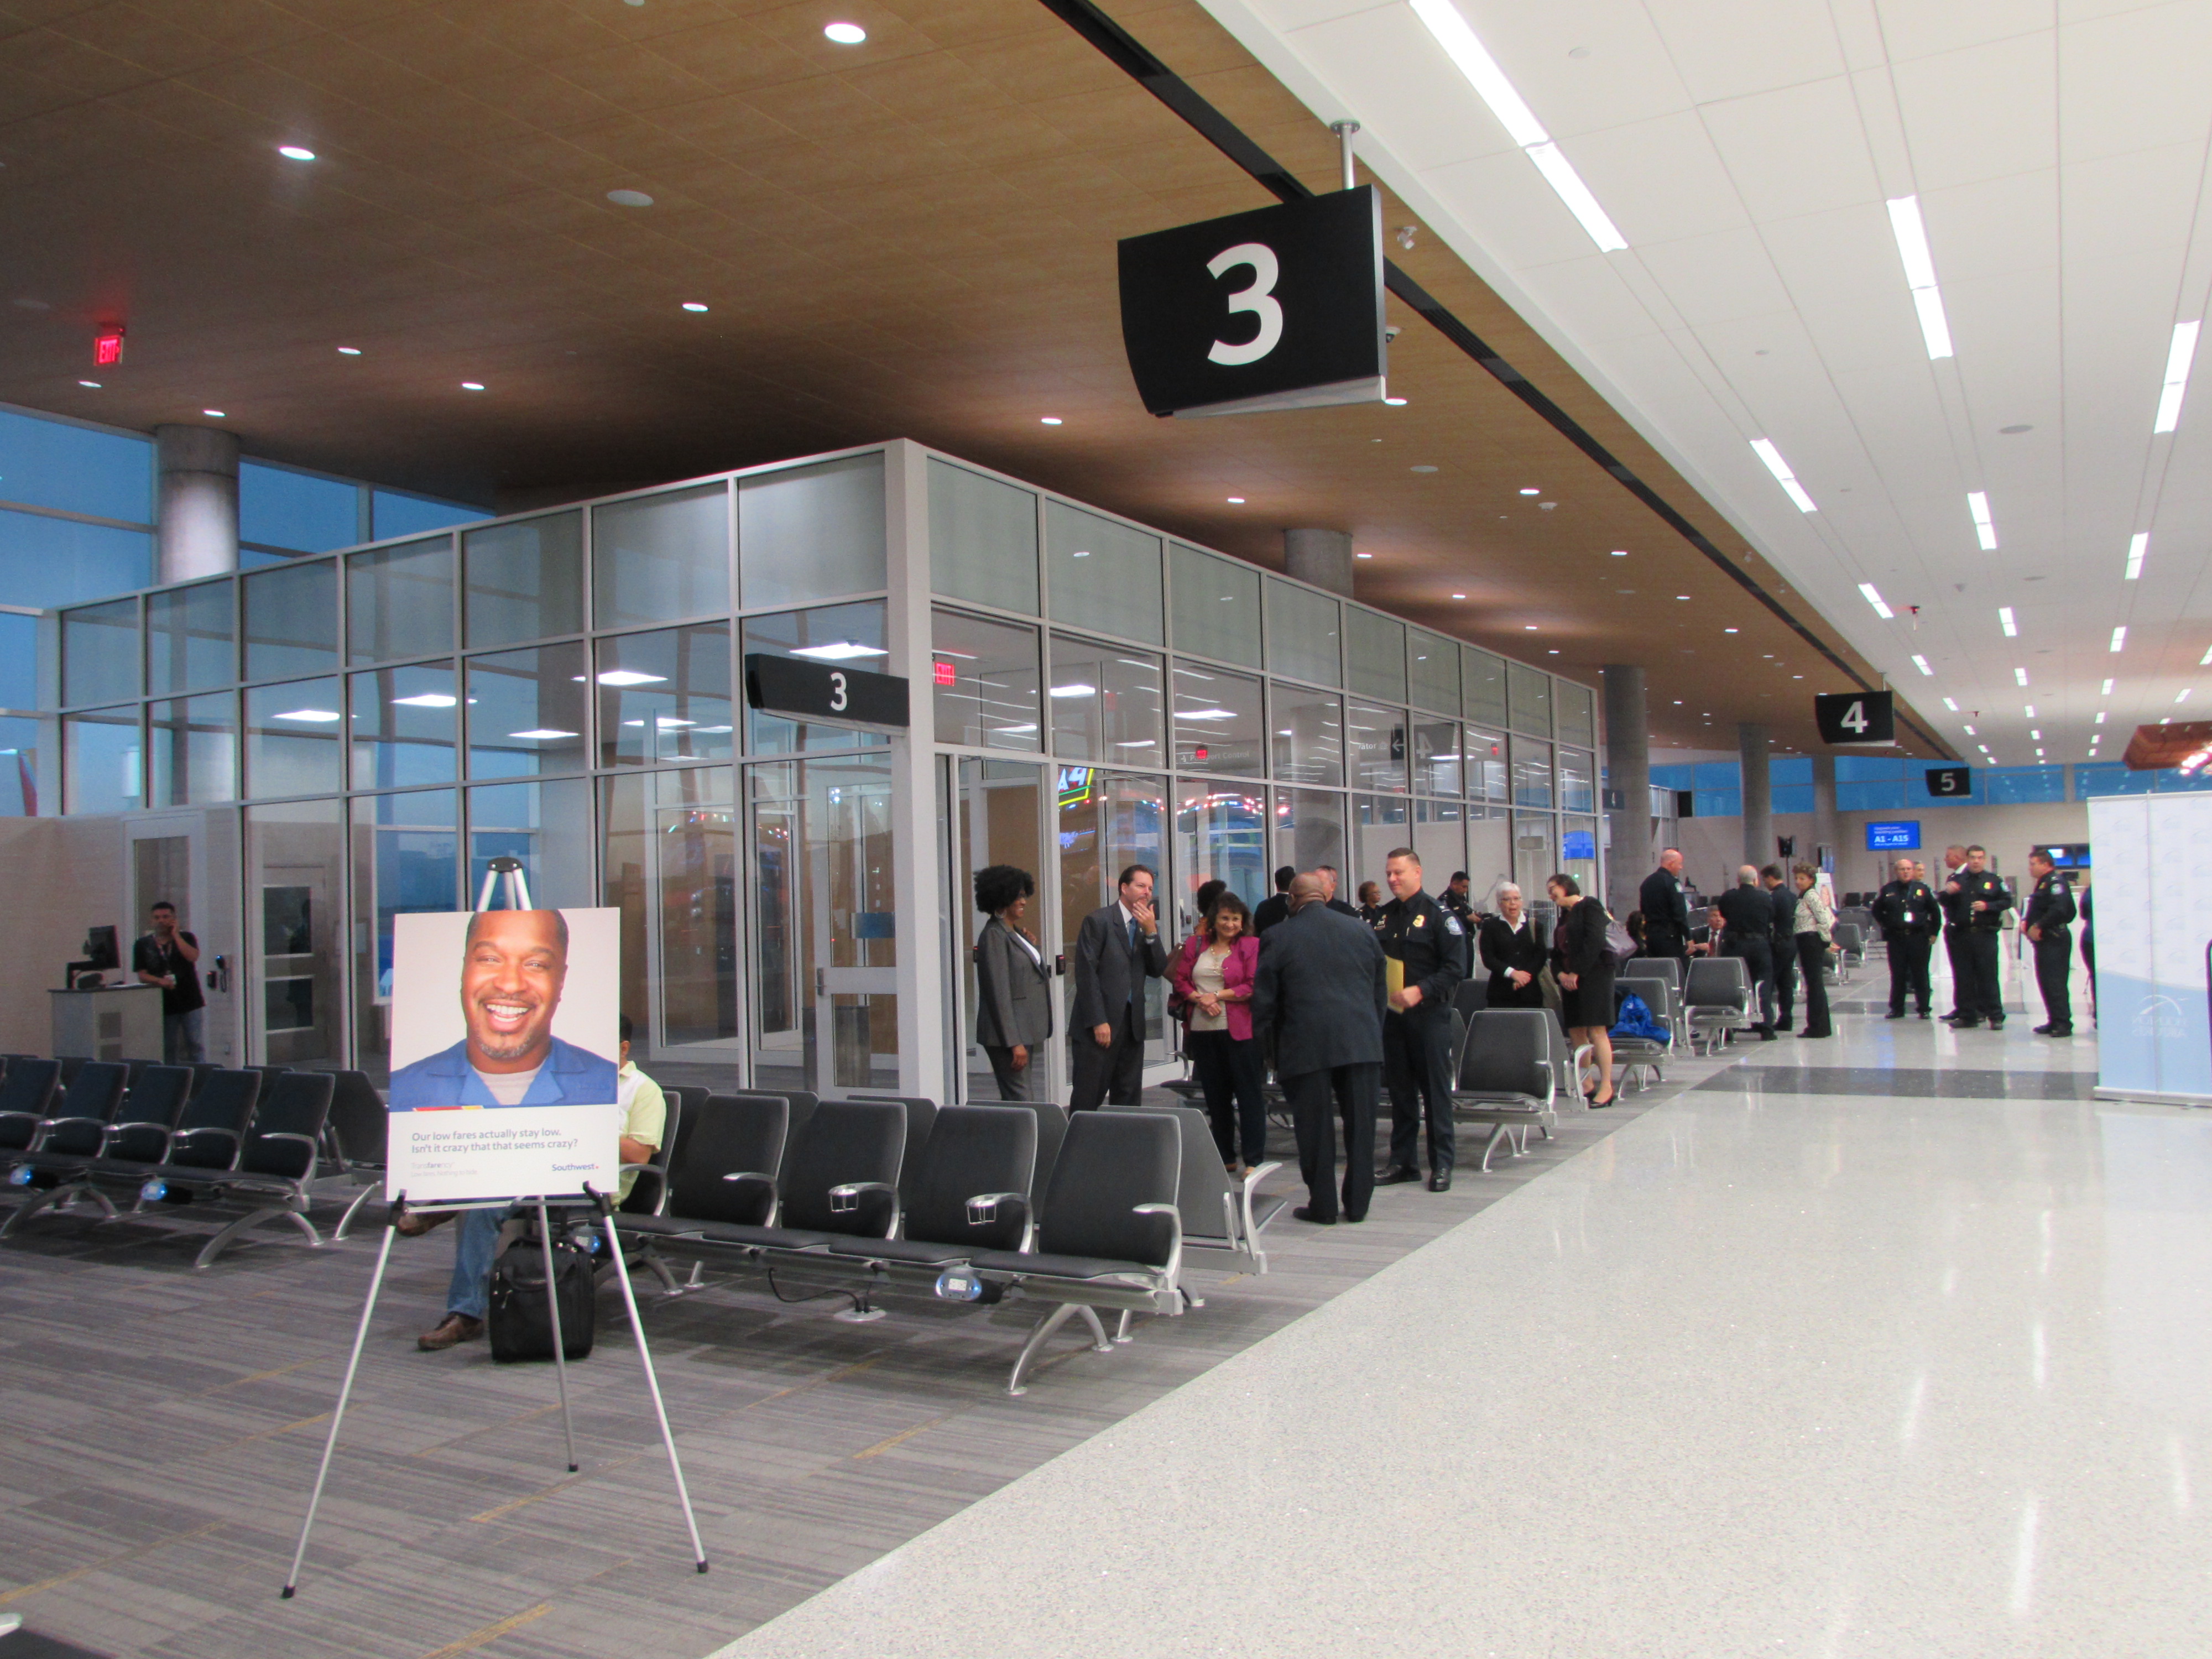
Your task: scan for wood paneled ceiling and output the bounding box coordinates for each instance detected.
[0,0,1937,755]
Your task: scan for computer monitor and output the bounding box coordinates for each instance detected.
[80,925,118,970]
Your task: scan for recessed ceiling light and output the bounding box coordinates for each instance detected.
[1942,697,1959,710]
[1411,465,1438,473]
[1858,582,1893,620]
[1964,724,1977,735]
[1610,549,1627,557]
[2126,533,2148,580]
[1524,624,1538,630]
[1674,594,1690,601]
[1674,700,1683,705]
[2110,626,2127,653]
[792,641,889,661]
[681,301,709,312]
[1383,396,1407,406]
[278,145,316,161]
[2096,711,2107,724]
[1750,439,1817,513]
[824,20,867,43]
[1724,627,1738,634]
[2014,666,2030,686]
[595,670,668,686]
[202,409,225,418]
[274,708,340,723]
[1451,593,1466,600]
[1548,648,1559,654]
[1040,416,1062,425]
[1998,606,2017,637]
[461,382,484,391]
[2024,704,2036,717]
[1885,195,1954,360]
[2156,319,2200,433]
[2180,688,2194,704]
[2030,729,2042,740]
[1226,496,1245,504]
[1792,675,1803,679]
[1355,551,1373,559]
[337,346,361,356]
[1519,487,1540,495]
[1912,655,1933,675]
[1968,492,1998,550]
[606,189,654,207]
[392,692,459,709]
[77,379,99,388]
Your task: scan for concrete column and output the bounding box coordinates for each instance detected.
[155,424,240,583]
[1738,723,1772,873]
[1282,528,1353,597]
[1601,664,1648,917]
[1811,752,1839,873]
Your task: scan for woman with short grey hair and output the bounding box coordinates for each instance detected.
[1479,881,1547,1011]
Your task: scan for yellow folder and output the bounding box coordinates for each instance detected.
[1386,956,1405,998]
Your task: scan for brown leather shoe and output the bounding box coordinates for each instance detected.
[393,1209,452,1238]
[418,1313,484,1351]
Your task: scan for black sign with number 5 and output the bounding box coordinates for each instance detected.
[744,653,909,729]
[1118,186,1387,419]
[1926,765,1972,796]
[1813,690,1895,745]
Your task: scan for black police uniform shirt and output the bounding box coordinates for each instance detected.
[1639,868,1690,940]
[1441,887,1475,924]
[132,930,205,1016]
[1374,890,1468,1011]
[1872,879,1939,936]
[2023,872,2077,936]
[1954,869,2012,928]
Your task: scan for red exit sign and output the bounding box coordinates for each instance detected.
[932,659,957,687]
[94,328,124,366]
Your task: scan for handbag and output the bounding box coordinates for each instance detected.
[488,1228,596,1363]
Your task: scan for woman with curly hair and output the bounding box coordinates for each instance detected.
[1170,889,1267,1174]
[973,863,1053,1100]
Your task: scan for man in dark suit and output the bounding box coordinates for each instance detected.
[1068,863,1169,1110]
[1251,865,1296,935]
[1252,873,1389,1225]
[1639,848,1694,964]
[1710,864,1776,1039]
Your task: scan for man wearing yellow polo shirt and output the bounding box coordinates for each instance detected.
[614,1013,667,1206]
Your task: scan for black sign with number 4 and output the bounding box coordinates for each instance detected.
[1813,690,1895,745]
[1118,186,1387,419]
[744,653,909,729]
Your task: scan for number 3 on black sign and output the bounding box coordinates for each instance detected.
[744,654,909,729]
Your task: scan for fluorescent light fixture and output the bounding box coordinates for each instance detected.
[1176,708,1239,722]
[1912,655,1933,675]
[2102,679,2115,694]
[1942,697,1959,711]
[1999,606,2017,638]
[2096,711,2107,724]
[595,670,667,686]
[2181,688,2194,703]
[2202,645,2212,666]
[2014,667,2030,686]
[1968,491,1997,550]
[2127,533,2149,580]
[1750,439,1816,512]
[278,144,316,161]
[1048,683,1095,698]
[1408,0,1625,251]
[1858,582,1894,619]
[274,708,340,723]
[508,729,577,740]
[1885,196,1954,359]
[789,641,887,660]
[2030,729,2041,740]
[2110,626,2127,653]
[1963,724,1976,735]
[391,692,458,708]
[655,717,695,727]
[2024,705,2036,717]
[2155,320,2200,433]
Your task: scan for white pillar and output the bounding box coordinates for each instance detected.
[155,424,240,583]
[1283,528,1354,597]
[882,441,950,1101]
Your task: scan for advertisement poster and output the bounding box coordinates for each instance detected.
[2091,796,2212,1104]
[385,907,623,1202]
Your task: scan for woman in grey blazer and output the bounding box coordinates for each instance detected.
[973,864,1055,1100]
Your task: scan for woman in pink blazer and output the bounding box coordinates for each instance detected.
[1172,890,1268,1174]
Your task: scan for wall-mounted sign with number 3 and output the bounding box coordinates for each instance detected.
[1118,186,1386,418]
[1813,690,1896,745]
[827,670,848,712]
[1206,243,1284,366]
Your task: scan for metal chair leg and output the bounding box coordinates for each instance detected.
[1008,1303,1081,1396]
[195,1204,322,1270]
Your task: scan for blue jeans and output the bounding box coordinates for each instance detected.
[448,1208,506,1319]
[163,1008,205,1065]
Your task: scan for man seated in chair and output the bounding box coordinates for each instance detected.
[388,908,618,1109]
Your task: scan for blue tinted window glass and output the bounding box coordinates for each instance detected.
[1771,757,1813,785]
[1648,764,1694,790]
[1985,766,2066,804]
[1694,789,1741,818]
[0,508,151,607]
[0,613,34,708]
[1693,761,1740,790]
[1773,785,1815,813]
[242,462,359,552]
[2154,767,2212,792]
[0,714,38,816]
[240,547,290,570]
[1835,754,1905,782]
[0,409,150,523]
[1837,778,1907,812]
[373,491,488,540]
[2073,763,2151,797]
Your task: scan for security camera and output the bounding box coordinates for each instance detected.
[1384,325,1401,343]
[1396,225,1417,250]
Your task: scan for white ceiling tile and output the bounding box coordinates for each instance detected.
[1630,225,1796,324]
[1891,32,2057,191]
[1917,170,2058,284]
[1453,0,1693,139]
[2062,143,2206,262]
[1641,0,1848,105]
[1288,8,1518,169]
[1426,148,1617,265]
[2058,1,2212,164]
[1254,0,1394,32]
[1875,0,2052,63]
[1568,109,1748,245]
[1698,75,1882,223]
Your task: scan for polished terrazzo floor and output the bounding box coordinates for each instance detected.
[719,949,2210,1657]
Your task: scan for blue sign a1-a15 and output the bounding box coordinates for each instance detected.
[1561,830,1596,859]
[1866,820,1921,851]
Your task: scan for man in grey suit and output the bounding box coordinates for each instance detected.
[1252,872,1389,1225]
[1068,863,1168,1110]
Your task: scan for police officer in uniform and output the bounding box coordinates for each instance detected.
[1871,855,1939,1019]
[1943,844,2012,1029]
[1638,849,1693,966]
[1935,844,1971,1021]
[1441,871,1477,926]
[2021,850,2077,1037]
[1373,846,1468,1193]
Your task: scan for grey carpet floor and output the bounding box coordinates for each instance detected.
[0,1053,1738,1659]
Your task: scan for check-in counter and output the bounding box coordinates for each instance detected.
[50,984,164,1063]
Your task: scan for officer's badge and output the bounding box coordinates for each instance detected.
[1412,914,1426,928]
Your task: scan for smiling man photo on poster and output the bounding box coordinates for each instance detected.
[386,906,623,1203]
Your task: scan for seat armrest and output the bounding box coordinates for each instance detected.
[619,1163,667,1214]
[1237,1161,1282,1244]
[41,1115,108,1135]
[962,1190,1030,1249]
[1132,1201,1183,1282]
[0,1109,44,1129]
[828,1180,900,1239]
[718,1170,778,1225]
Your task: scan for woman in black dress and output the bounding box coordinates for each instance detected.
[1547,872,1618,1106]
[1477,881,1547,1009]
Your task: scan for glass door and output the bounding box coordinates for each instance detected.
[1055,767,1170,1073]
[124,808,244,1067]
[749,753,898,1096]
[603,767,742,1072]
[948,757,1053,1104]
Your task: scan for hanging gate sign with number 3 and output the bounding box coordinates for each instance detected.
[1206,243,1284,366]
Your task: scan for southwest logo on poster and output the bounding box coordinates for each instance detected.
[2130,993,2187,1037]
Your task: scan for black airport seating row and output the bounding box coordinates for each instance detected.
[608,1089,1245,1395]
[0,1054,387,1266]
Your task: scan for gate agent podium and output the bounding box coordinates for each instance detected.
[283,859,707,1595]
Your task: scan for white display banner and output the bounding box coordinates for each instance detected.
[385,906,624,1202]
[2091,795,2212,1104]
